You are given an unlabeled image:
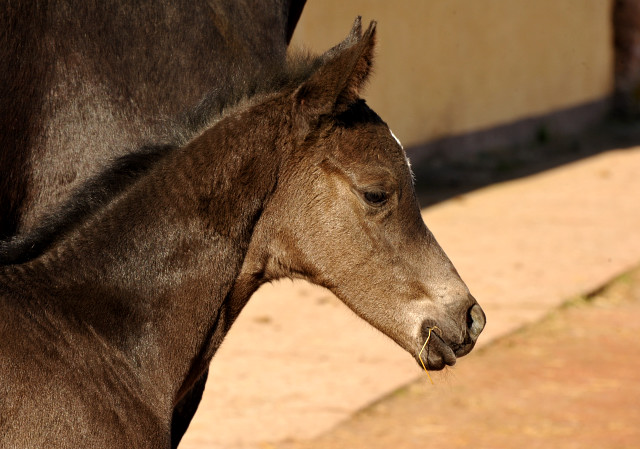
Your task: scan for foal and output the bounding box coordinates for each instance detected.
[0,19,484,447]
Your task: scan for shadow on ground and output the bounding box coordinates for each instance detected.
[411,118,640,207]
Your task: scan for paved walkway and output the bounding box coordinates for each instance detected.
[180,144,640,449]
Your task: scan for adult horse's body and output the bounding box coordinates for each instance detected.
[0,0,305,239]
[0,19,485,447]
[0,2,305,444]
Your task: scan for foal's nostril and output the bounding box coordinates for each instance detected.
[467,304,486,340]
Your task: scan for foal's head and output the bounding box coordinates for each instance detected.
[244,18,485,370]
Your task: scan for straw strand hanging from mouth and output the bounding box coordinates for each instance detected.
[418,326,440,384]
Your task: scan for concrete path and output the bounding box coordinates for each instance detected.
[180,144,640,449]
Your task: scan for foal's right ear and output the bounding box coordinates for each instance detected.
[293,17,376,128]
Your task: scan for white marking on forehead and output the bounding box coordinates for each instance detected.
[406,156,415,184]
[388,127,415,183]
[406,155,413,171]
[389,128,403,149]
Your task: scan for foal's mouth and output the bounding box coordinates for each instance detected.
[415,328,458,371]
[415,317,481,371]
[416,324,483,372]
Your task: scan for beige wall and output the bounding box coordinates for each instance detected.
[291,0,614,147]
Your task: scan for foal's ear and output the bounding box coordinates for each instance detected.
[294,17,376,122]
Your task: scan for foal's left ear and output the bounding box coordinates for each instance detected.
[294,18,377,123]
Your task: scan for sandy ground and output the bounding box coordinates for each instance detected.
[277,265,640,449]
[180,127,640,449]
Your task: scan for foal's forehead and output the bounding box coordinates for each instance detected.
[333,118,408,169]
[320,101,411,180]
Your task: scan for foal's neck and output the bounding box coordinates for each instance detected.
[11,95,288,405]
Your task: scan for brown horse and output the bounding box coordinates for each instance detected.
[0,1,306,445]
[0,19,485,447]
[0,0,305,239]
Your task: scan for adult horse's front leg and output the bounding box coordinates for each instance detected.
[171,370,209,448]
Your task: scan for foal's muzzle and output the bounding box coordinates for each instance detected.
[418,299,486,370]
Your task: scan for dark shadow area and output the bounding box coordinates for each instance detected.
[410,117,640,208]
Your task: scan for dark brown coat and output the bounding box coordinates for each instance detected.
[0,19,485,447]
[0,2,306,444]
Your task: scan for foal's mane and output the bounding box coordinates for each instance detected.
[0,52,323,266]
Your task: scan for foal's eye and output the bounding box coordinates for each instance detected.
[363,190,389,206]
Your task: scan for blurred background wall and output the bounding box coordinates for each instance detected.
[614,0,640,115]
[291,0,618,162]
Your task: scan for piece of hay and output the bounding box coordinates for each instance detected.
[418,326,440,384]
